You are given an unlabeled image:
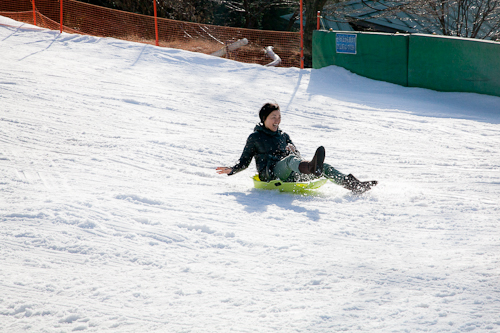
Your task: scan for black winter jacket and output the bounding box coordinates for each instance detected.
[229,124,296,181]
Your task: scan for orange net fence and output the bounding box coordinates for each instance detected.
[0,0,301,67]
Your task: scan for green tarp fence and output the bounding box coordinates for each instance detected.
[313,30,500,98]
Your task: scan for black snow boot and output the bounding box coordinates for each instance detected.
[298,146,325,177]
[341,174,378,194]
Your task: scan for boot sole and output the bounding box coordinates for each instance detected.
[313,146,325,177]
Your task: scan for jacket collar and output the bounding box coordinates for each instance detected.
[255,123,281,136]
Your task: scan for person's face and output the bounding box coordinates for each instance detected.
[264,109,281,132]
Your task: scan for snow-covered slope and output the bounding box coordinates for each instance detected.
[1,16,500,332]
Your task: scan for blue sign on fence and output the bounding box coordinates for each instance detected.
[336,34,357,54]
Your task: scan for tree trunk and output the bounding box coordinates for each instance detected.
[303,0,328,67]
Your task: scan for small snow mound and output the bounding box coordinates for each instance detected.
[115,194,163,205]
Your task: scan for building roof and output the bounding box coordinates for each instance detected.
[284,0,499,40]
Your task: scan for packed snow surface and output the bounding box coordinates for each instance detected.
[1,16,500,332]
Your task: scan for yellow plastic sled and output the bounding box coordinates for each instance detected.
[252,174,327,193]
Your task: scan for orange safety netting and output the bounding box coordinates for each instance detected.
[0,0,301,67]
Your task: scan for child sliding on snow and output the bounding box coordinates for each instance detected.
[216,102,377,194]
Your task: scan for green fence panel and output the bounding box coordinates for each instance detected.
[313,30,500,97]
[313,30,409,87]
[313,30,338,69]
[408,35,500,97]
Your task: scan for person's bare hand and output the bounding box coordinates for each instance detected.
[216,167,232,175]
[286,144,296,153]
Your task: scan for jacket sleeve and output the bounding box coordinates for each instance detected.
[228,134,257,175]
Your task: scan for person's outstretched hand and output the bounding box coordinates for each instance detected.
[216,167,232,175]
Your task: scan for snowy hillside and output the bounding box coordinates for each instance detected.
[1,16,500,332]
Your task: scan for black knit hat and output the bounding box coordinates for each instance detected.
[259,103,280,123]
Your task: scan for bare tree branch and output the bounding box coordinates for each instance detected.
[324,0,500,39]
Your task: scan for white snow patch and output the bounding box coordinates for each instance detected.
[1,14,500,333]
